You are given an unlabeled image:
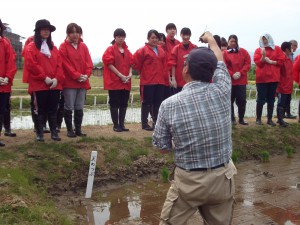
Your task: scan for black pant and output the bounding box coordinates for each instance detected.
[277,93,289,108]
[108,90,130,108]
[33,90,61,116]
[0,92,10,116]
[231,85,247,119]
[256,82,278,106]
[140,84,165,107]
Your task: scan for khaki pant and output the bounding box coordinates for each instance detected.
[160,161,237,225]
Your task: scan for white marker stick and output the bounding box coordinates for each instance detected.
[85,151,98,198]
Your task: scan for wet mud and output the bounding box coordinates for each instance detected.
[55,152,300,225]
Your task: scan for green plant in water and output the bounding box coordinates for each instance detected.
[231,151,240,163]
[261,150,270,162]
[161,166,169,183]
[284,145,294,158]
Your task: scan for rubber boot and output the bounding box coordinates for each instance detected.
[267,104,276,126]
[277,106,289,127]
[298,100,300,123]
[64,109,76,138]
[256,104,263,125]
[285,106,297,119]
[36,114,45,142]
[48,114,61,141]
[152,105,160,129]
[110,107,122,132]
[238,104,248,125]
[0,115,5,147]
[56,106,64,133]
[119,107,129,131]
[141,104,153,131]
[74,110,87,136]
[3,110,16,137]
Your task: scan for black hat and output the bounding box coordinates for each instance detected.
[0,19,6,31]
[187,47,217,82]
[34,19,56,32]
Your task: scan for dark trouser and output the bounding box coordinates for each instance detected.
[0,92,12,132]
[33,90,60,138]
[256,82,278,120]
[108,90,130,128]
[231,85,247,121]
[140,85,165,126]
[164,86,171,100]
[0,93,10,143]
[57,92,64,129]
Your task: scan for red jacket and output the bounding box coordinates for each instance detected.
[59,39,93,90]
[165,36,180,58]
[0,37,17,93]
[277,54,293,94]
[24,42,64,92]
[102,42,133,91]
[133,44,168,86]
[293,55,300,85]
[168,42,197,87]
[223,48,251,86]
[254,46,285,83]
[22,36,34,84]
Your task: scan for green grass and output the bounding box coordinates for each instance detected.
[161,166,169,183]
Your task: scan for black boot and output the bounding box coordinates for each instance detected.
[56,106,64,133]
[0,115,5,147]
[110,107,122,132]
[285,106,297,119]
[36,114,45,142]
[256,104,263,125]
[74,110,87,136]
[48,114,61,141]
[277,106,289,127]
[64,109,76,138]
[298,100,300,123]
[119,107,129,131]
[141,104,153,131]
[152,105,161,129]
[43,115,50,133]
[267,104,276,126]
[238,104,248,125]
[3,110,16,137]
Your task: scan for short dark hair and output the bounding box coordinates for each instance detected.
[158,33,166,42]
[221,37,228,47]
[165,23,177,32]
[66,23,81,35]
[228,34,239,48]
[281,41,291,52]
[180,27,191,36]
[147,29,159,39]
[111,28,126,45]
[213,35,221,49]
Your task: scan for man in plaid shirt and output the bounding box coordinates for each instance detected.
[153,31,237,225]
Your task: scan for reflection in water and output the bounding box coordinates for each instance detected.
[92,202,111,225]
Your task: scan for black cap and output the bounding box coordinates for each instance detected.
[34,19,56,32]
[187,47,217,82]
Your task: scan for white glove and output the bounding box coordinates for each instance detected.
[264,57,276,65]
[78,74,88,82]
[0,77,8,85]
[50,78,57,89]
[170,76,177,88]
[124,74,132,83]
[232,72,241,80]
[45,76,53,85]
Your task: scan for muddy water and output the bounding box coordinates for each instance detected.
[68,152,300,225]
[10,99,300,130]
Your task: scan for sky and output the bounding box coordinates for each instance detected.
[2,0,300,63]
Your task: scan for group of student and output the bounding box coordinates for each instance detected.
[1,18,300,147]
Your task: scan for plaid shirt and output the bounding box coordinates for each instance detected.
[153,62,232,170]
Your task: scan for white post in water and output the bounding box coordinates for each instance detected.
[85,151,98,198]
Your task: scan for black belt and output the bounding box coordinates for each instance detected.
[179,161,229,171]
